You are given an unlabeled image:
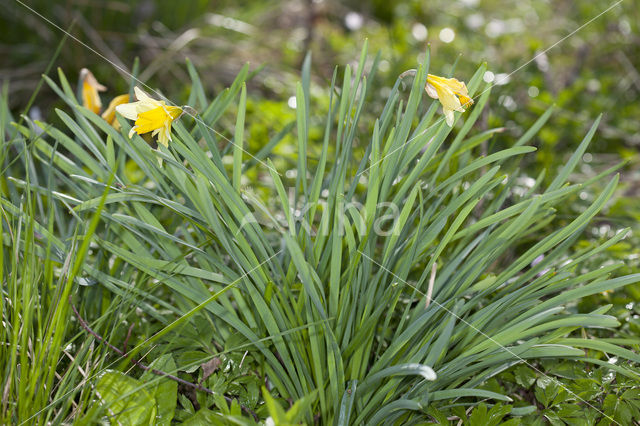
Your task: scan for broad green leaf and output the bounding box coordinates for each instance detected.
[95,371,156,425]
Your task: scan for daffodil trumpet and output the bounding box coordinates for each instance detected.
[400,69,474,127]
[115,86,191,148]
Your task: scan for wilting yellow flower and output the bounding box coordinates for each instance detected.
[115,87,183,148]
[101,94,130,130]
[80,68,107,114]
[425,74,473,127]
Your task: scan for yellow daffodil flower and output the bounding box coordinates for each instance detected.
[101,94,130,130]
[80,68,107,114]
[115,86,183,148]
[425,74,473,127]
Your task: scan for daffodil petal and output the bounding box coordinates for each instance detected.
[425,82,438,99]
[102,94,130,124]
[80,68,109,114]
[134,86,160,105]
[446,78,466,93]
[444,109,455,127]
[115,102,141,120]
[164,121,173,143]
[428,75,466,93]
[82,81,102,114]
[157,126,170,148]
[81,68,107,91]
[434,83,464,113]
